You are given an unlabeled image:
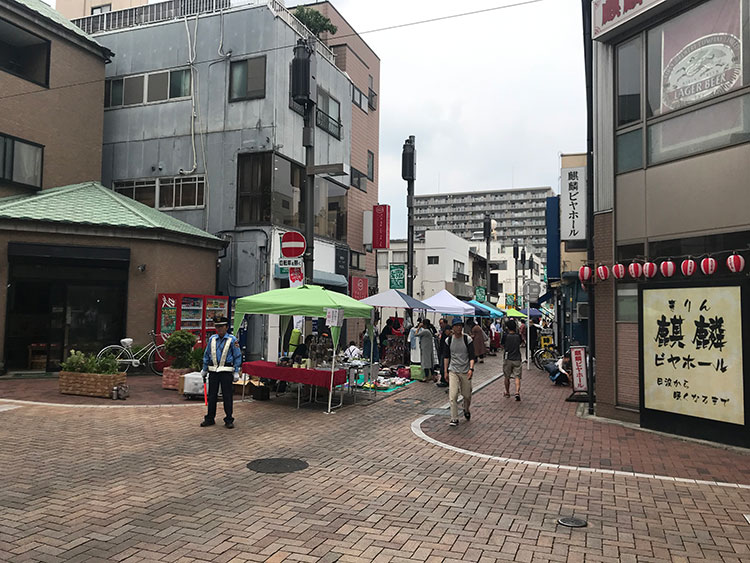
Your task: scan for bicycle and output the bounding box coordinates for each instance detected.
[533,342,560,371]
[97,330,170,375]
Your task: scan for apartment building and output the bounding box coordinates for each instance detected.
[66,0,353,360]
[413,187,554,266]
[590,0,750,448]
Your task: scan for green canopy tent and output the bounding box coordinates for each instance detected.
[504,308,527,318]
[233,285,374,413]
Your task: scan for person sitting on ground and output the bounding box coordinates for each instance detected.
[344,340,362,359]
[546,352,571,385]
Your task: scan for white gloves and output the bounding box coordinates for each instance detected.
[201,370,207,381]
[233,372,240,382]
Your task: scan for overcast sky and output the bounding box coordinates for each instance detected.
[305,0,588,238]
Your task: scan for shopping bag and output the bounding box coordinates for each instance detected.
[410,364,425,381]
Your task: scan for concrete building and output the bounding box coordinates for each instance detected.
[69,0,355,360]
[413,187,554,266]
[0,0,112,196]
[590,0,750,448]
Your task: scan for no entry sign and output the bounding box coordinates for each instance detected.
[281,232,306,258]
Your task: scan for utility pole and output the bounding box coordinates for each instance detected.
[484,214,491,300]
[402,136,416,298]
[581,0,596,415]
[513,240,519,308]
[292,39,317,284]
[520,248,526,310]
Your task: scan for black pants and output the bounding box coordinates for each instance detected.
[205,372,233,423]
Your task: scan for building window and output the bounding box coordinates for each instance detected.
[237,152,272,225]
[317,88,341,138]
[107,69,191,108]
[615,0,750,171]
[367,150,375,181]
[169,69,191,99]
[496,260,508,270]
[368,74,377,110]
[147,72,169,102]
[350,167,367,191]
[113,179,156,208]
[91,4,111,14]
[350,251,365,270]
[229,56,266,102]
[616,284,638,322]
[113,176,205,209]
[0,18,50,87]
[427,256,439,265]
[352,85,368,113]
[616,36,641,127]
[0,133,43,189]
[392,251,407,264]
[453,260,465,274]
[123,75,144,105]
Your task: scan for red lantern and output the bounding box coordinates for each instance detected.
[612,263,626,279]
[643,262,657,279]
[681,259,696,277]
[700,257,717,275]
[727,254,746,273]
[660,260,676,278]
[578,265,592,282]
[597,265,610,281]
[628,262,643,279]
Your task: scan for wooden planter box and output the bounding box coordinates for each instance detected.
[59,371,126,399]
[163,367,191,390]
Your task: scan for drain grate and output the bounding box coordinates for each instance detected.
[558,517,588,528]
[247,458,309,474]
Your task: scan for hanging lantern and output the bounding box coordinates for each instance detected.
[628,262,643,279]
[612,263,626,279]
[700,257,717,275]
[727,253,746,273]
[597,265,610,281]
[681,258,696,277]
[578,265,592,283]
[660,260,676,278]
[643,262,657,279]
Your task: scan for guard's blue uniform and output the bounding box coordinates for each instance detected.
[202,333,243,424]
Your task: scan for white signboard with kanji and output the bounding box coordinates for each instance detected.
[571,346,588,392]
[325,308,344,327]
[560,167,586,241]
[642,286,744,425]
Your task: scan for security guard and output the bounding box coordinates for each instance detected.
[200,316,242,428]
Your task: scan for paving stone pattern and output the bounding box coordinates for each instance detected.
[0,356,749,562]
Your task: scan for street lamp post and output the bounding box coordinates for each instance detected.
[402,136,416,299]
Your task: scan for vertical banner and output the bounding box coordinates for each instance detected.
[642,286,744,425]
[560,167,586,241]
[350,276,369,300]
[373,204,391,249]
[389,264,405,290]
[571,346,588,392]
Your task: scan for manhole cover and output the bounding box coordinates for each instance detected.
[247,458,309,474]
[395,398,425,406]
[558,517,587,528]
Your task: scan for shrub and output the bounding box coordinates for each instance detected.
[164,330,198,369]
[61,350,120,375]
[189,347,205,372]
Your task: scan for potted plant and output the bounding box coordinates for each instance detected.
[162,330,197,390]
[59,350,126,398]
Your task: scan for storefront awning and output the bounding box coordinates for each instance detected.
[536,291,553,304]
[273,265,348,288]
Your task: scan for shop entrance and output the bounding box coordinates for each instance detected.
[4,243,129,372]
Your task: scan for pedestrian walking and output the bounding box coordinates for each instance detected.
[200,316,243,428]
[501,319,523,401]
[470,320,487,363]
[444,317,476,426]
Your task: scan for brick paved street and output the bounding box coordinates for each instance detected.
[1,356,749,562]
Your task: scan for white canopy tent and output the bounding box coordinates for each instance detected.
[421,290,475,316]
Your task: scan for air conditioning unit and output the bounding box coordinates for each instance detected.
[577,302,589,320]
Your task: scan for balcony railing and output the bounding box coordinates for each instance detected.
[453,272,469,283]
[367,88,377,110]
[72,0,336,65]
[316,108,341,139]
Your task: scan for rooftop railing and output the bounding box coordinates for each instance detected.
[72,0,336,65]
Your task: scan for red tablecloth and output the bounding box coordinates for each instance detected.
[242,361,346,390]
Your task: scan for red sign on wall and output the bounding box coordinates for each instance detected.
[372,204,390,249]
[350,276,369,300]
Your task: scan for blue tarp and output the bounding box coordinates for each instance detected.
[468,300,504,318]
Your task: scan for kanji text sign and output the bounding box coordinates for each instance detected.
[571,346,588,392]
[560,167,586,241]
[642,286,744,425]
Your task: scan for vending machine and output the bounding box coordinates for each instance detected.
[157,293,229,347]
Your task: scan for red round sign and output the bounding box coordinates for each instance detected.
[281,231,306,258]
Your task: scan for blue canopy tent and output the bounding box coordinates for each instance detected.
[520,307,544,317]
[468,300,504,318]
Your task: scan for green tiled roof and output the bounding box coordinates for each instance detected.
[0,182,221,244]
[10,0,109,56]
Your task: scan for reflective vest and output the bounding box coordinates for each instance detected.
[209,335,234,372]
